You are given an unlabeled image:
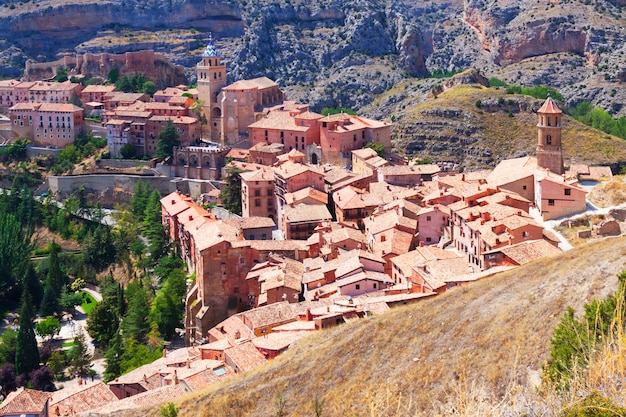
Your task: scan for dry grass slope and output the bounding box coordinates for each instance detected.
[116,236,626,417]
[387,84,626,170]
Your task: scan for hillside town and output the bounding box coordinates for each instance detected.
[0,40,615,416]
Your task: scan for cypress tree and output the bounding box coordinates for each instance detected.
[40,276,60,317]
[103,328,122,382]
[15,300,40,376]
[143,190,168,264]
[47,241,66,295]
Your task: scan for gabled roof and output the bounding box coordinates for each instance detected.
[251,331,309,351]
[85,384,189,415]
[0,388,52,416]
[223,216,276,230]
[238,301,298,330]
[486,239,561,265]
[50,382,118,416]
[224,341,267,372]
[224,76,278,91]
[391,247,461,277]
[284,203,332,223]
[487,156,537,187]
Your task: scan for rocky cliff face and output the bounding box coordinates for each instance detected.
[0,0,624,122]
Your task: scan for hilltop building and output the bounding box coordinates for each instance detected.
[487,96,586,220]
[197,39,285,147]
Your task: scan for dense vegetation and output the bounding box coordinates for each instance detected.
[568,100,626,140]
[0,176,188,395]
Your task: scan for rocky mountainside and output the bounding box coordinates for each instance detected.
[0,0,624,114]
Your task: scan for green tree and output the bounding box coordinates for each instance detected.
[0,214,33,298]
[121,280,151,342]
[155,120,180,159]
[116,76,133,93]
[120,143,136,159]
[0,329,17,365]
[143,190,168,264]
[47,241,66,295]
[15,299,40,376]
[190,99,207,140]
[68,332,92,377]
[87,300,119,349]
[61,290,84,314]
[40,277,61,317]
[36,317,61,341]
[150,268,187,338]
[219,165,243,215]
[130,181,151,221]
[103,328,122,382]
[141,81,157,96]
[364,142,385,157]
[161,402,178,417]
[53,66,68,83]
[69,91,83,107]
[107,68,120,85]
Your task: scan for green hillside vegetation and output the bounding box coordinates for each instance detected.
[121,236,626,417]
[385,83,626,170]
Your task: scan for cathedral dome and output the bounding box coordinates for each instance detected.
[202,40,221,57]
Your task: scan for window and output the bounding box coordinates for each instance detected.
[267,189,273,196]
[355,284,360,290]
[239,258,245,264]
[523,185,527,190]
[426,237,432,243]
[255,199,261,207]
[373,283,377,289]
[564,188,571,196]
[546,135,552,145]
[548,199,555,206]
[426,216,431,221]
[254,189,261,197]
[261,233,267,240]
[522,231,529,237]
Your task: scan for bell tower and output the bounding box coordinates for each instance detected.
[536,95,564,175]
[196,36,227,141]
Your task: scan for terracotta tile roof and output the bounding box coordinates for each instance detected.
[337,270,391,287]
[378,164,440,176]
[391,247,461,277]
[534,168,586,190]
[188,221,239,252]
[85,384,189,415]
[325,226,367,245]
[487,156,537,187]
[149,115,198,124]
[0,79,20,88]
[251,331,308,351]
[239,166,275,182]
[50,382,118,416]
[29,81,80,92]
[275,161,323,179]
[352,148,379,159]
[226,148,250,160]
[223,216,275,230]
[144,102,186,111]
[160,191,193,217]
[537,96,562,114]
[249,110,309,131]
[488,239,562,265]
[180,364,233,391]
[230,239,309,251]
[10,102,40,111]
[295,110,323,120]
[364,209,417,236]
[284,203,332,223]
[249,142,285,153]
[260,270,302,293]
[37,103,83,113]
[224,341,267,372]
[224,76,278,91]
[0,388,52,416]
[114,110,152,118]
[374,228,413,257]
[198,338,232,351]
[208,315,254,342]
[105,92,149,102]
[271,320,316,332]
[153,87,187,97]
[82,85,116,94]
[238,301,298,330]
[285,187,328,205]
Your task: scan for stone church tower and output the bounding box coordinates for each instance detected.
[196,38,226,142]
[536,95,564,175]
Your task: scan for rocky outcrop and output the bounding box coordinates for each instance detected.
[23,51,187,88]
[0,0,624,115]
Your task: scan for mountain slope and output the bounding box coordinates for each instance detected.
[361,76,626,170]
[0,0,625,115]
[119,236,626,417]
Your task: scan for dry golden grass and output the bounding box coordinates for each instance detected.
[115,236,626,417]
[387,84,626,170]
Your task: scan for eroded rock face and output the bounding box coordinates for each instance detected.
[0,0,624,114]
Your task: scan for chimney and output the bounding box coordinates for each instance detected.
[234,330,241,339]
[143,374,148,383]
[186,359,190,369]
[419,241,424,247]
[517,211,522,216]
[163,348,167,358]
[462,174,465,182]
[189,215,193,221]
[171,199,176,205]
[173,370,179,385]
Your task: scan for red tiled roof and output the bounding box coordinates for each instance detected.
[537,96,562,114]
[50,382,118,416]
[0,388,52,416]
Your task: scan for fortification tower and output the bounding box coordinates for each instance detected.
[536,95,564,175]
[196,37,227,141]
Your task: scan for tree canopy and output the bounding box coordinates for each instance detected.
[155,120,180,159]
